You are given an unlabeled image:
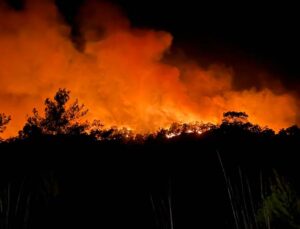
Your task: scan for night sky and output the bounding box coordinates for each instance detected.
[6,0,300,90]
[1,2,300,228]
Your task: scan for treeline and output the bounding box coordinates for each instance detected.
[1,88,300,143]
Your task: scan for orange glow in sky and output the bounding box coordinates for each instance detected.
[0,1,298,138]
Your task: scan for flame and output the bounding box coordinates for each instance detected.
[164,122,214,139]
[0,0,299,138]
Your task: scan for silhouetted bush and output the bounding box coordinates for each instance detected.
[257,172,300,228]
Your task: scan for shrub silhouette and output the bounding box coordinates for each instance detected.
[257,172,300,228]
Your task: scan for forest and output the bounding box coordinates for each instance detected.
[0,89,300,229]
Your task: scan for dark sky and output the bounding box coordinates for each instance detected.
[6,0,300,90]
[110,1,300,91]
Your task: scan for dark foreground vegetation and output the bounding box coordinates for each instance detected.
[0,89,300,229]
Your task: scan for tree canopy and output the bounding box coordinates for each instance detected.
[20,89,88,137]
[0,113,11,134]
[222,111,249,124]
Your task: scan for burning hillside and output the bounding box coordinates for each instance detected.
[0,0,298,138]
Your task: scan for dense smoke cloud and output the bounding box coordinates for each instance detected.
[0,0,298,137]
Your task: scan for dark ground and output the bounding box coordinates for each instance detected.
[1,126,300,229]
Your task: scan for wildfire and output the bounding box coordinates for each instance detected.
[164,122,214,139]
[0,0,299,138]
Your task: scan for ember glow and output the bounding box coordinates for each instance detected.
[0,0,299,138]
[165,122,213,139]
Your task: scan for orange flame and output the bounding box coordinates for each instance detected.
[0,0,298,138]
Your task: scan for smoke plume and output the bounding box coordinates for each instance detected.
[0,0,298,137]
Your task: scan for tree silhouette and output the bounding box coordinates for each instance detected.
[279,125,300,137]
[0,113,11,134]
[220,111,264,135]
[222,111,249,125]
[20,89,88,137]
